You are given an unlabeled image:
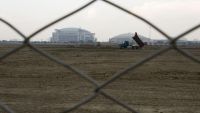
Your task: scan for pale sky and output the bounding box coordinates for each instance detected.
[0,0,200,41]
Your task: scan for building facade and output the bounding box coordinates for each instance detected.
[50,28,96,43]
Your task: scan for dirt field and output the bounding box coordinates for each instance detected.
[0,45,199,113]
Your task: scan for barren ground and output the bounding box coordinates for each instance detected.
[0,45,199,113]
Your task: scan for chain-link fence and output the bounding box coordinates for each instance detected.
[0,0,200,113]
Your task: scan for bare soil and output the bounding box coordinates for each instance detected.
[0,45,199,113]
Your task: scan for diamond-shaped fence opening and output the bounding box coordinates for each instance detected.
[0,0,200,113]
[29,0,163,78]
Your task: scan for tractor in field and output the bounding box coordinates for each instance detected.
[119,32,145,49]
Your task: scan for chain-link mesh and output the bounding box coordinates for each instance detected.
[0,0,199,113]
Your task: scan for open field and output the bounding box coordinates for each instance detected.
[0,45,200,113]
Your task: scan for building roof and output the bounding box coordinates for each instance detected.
[56,27,91,34]
[111,33,150,41]
[109,33,152,44]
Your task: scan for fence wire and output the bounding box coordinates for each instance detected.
[0,0,200,113]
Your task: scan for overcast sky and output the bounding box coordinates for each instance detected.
[0,0,200,41]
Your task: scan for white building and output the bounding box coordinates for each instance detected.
[109,33,152,45]
[50,28,96,43]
